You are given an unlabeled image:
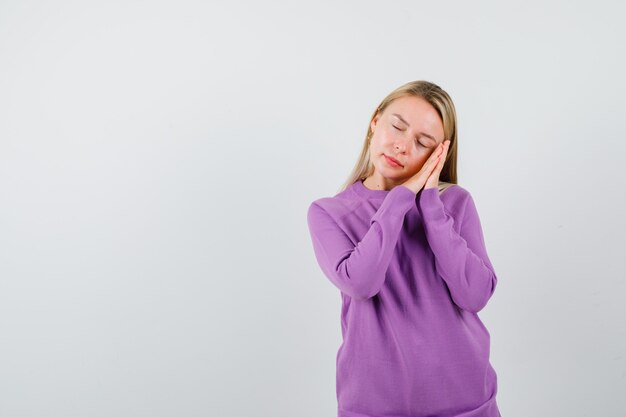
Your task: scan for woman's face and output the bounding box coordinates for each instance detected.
[368,95,445,187]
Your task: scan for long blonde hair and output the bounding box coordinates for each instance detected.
[340,80,458,194]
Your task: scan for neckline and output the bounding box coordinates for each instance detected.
[352,178,394,199]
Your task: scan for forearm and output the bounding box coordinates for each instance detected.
[417,187,497,313]
[307,185,416,300]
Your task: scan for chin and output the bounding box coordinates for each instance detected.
[380,164,404,175]
[379,171,406,183]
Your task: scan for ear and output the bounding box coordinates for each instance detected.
[370,113,380,132]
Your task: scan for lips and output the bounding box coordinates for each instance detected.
[384,154,403,167]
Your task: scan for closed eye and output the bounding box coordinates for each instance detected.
[393,124,429,147]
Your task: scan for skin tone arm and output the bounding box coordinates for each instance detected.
[401,140,451,194]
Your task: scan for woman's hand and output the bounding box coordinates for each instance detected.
[424,140,450,190]
[400,140,448,194]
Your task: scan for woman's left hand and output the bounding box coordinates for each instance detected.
[424,140,450,190]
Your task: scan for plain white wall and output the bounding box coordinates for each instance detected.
[1,1,625,416]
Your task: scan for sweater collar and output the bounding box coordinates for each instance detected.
[352,178,392,199]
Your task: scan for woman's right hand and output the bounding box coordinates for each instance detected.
[401,143,445,194]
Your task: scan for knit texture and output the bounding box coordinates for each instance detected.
[307,179,501,417]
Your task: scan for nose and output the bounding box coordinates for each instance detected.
[394,139,408,153]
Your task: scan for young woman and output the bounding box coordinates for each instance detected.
[306,80,501,417]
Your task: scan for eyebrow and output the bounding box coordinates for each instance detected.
[391,113,437,142]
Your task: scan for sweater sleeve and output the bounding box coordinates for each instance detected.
[417,187,498,313]
[307,185,416,301]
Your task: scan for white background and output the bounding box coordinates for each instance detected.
[1,1,625,416]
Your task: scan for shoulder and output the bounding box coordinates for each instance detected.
[307,186,362,223]
[437,183,475,216]
[439,182,471,199]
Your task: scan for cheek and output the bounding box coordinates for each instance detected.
[370,136,386,153]
[416,147,436,160]
[406,152,430,170]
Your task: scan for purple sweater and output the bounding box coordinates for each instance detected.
[306,179,500,417]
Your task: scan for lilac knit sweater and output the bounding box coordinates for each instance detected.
[306,179,501,417]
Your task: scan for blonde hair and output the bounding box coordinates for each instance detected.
[339,80,458,194]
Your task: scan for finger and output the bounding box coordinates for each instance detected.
[440,141,450,162]
[439,145,448,166]
[426,153,441,171]
[425,155,441,176]
[420,145,444,177]
[434,155,443,173]
[432,152,444,173]
[426,158,443,187]
[429,143,444,162]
